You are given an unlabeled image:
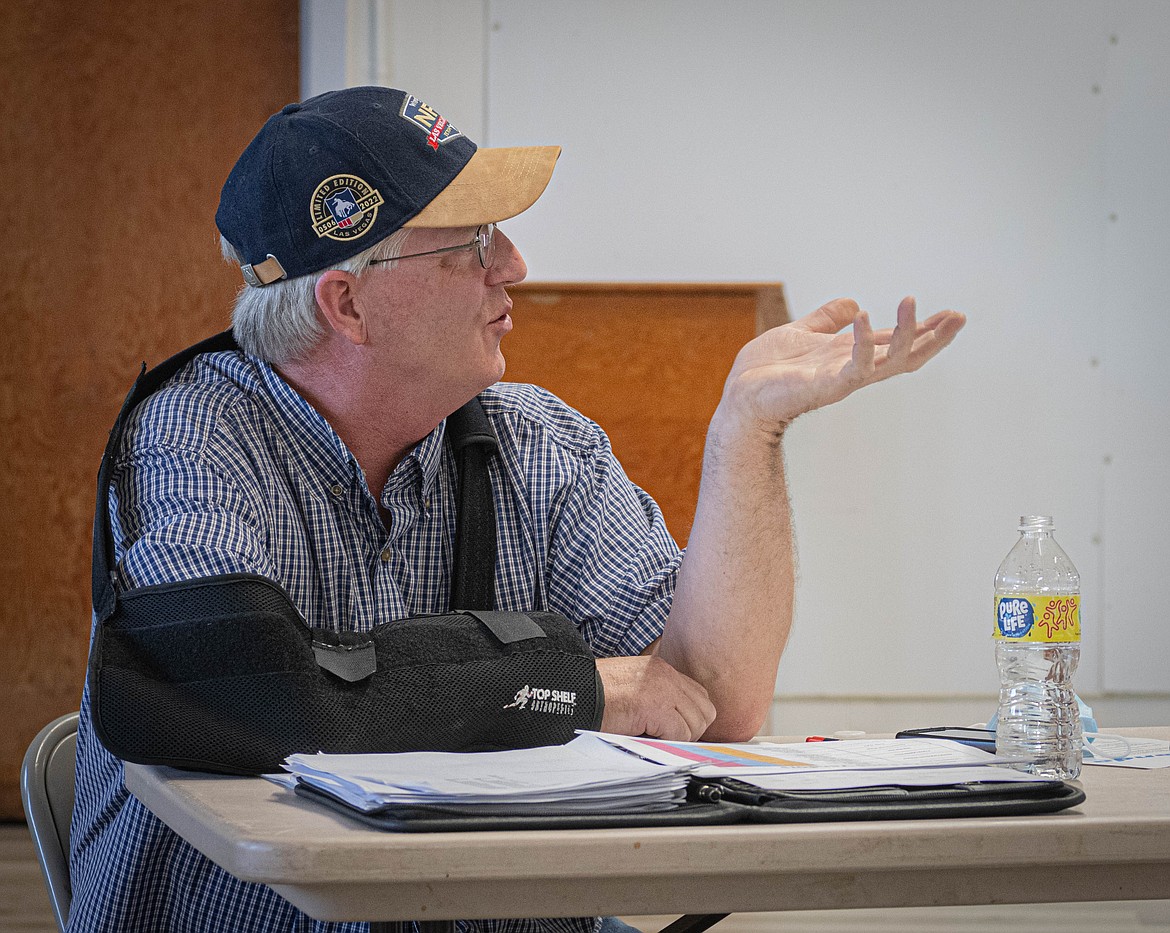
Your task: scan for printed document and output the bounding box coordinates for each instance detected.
[1083,733,1170,769]
[281,732,693,813]
[734,766,1049,791]
[584,732,1030,777]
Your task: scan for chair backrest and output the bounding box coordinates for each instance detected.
[20,711,79,933]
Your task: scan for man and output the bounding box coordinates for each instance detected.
[70,86,964,931]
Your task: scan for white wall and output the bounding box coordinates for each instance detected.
[303,0,1170,725]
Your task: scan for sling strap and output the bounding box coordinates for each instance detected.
[446,400,498,609]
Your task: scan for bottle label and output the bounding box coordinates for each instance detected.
[994,595,1080,642]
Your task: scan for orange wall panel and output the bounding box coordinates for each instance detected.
[0,0,299,819]
[504,283,787,543]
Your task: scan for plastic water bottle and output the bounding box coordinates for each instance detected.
[993,515,1081,779]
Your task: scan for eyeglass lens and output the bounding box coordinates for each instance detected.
[478,224,496,269]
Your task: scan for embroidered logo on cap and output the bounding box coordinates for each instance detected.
[399,95,463,150]
[310,174,385,241]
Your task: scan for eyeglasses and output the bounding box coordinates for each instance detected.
[370,223,496,271]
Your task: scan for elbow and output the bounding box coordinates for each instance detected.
[701,704,770,743]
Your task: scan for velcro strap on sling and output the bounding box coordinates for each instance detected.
[310,630,378,682]
[461,610,547,644]
[311,611,548,683]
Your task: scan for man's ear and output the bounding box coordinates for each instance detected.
[315,270,367,346]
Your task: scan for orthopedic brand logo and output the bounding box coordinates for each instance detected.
[310,174,384,241]
[503,684,578,715]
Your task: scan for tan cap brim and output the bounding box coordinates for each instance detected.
[405,145,561,228]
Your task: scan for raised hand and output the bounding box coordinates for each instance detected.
[720,296,966,432]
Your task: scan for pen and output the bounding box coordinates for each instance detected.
[804,736,840,742]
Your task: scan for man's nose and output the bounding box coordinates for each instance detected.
[489,228,527,286]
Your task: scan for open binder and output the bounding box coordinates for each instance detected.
[293,773,1085,833]
[293,764,1085,933]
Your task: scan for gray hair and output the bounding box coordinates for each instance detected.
[220,228,411,365]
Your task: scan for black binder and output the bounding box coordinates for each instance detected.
[292,772,1084,832]
[296,772,1084,933]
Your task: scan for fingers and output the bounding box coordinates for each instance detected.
[667,672,718,739]
[797,298,861,334]
[596,656,717,741]
[902,309,966,370]
[886,295,917,365]
[849,310,875,380]
[869,317,958,348]
[799,297,962,342]
[865,300,965,377]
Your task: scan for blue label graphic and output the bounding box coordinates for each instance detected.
[997,597,1035,638]
[326,188,360,225]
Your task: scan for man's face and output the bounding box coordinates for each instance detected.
[354,225,527,404]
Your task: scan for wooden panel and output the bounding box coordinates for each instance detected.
[504,283,788,544]
[0,0,298,819]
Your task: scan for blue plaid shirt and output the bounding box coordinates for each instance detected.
[70,349,681,933]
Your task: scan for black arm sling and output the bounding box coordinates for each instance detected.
[88,331,603,774]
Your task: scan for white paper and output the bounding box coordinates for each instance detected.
[583,732,1028,777]
[1082,733,1170,769]
[283,732,693,813]
[735,765,1051,791]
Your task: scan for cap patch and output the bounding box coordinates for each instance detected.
[399,95,463,150]
[310,174,385,241]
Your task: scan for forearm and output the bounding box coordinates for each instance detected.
[654,406,795,741]
[639,296,965,740]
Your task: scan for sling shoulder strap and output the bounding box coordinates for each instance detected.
[446,399,499,610]
[92,330,499,621]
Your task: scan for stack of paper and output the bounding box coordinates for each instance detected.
[281,732,694,814]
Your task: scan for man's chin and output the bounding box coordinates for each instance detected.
[463,356,507,400]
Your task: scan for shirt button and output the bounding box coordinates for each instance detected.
[329,483,344,497]
[380,547,392,563]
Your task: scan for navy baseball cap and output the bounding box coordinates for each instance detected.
[216,86,560,287]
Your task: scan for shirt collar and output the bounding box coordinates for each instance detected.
[252,357,359,485]
[408,415,448,500]
[251,356,450,500]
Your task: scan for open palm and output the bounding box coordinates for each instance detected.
[725,296,966,428]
